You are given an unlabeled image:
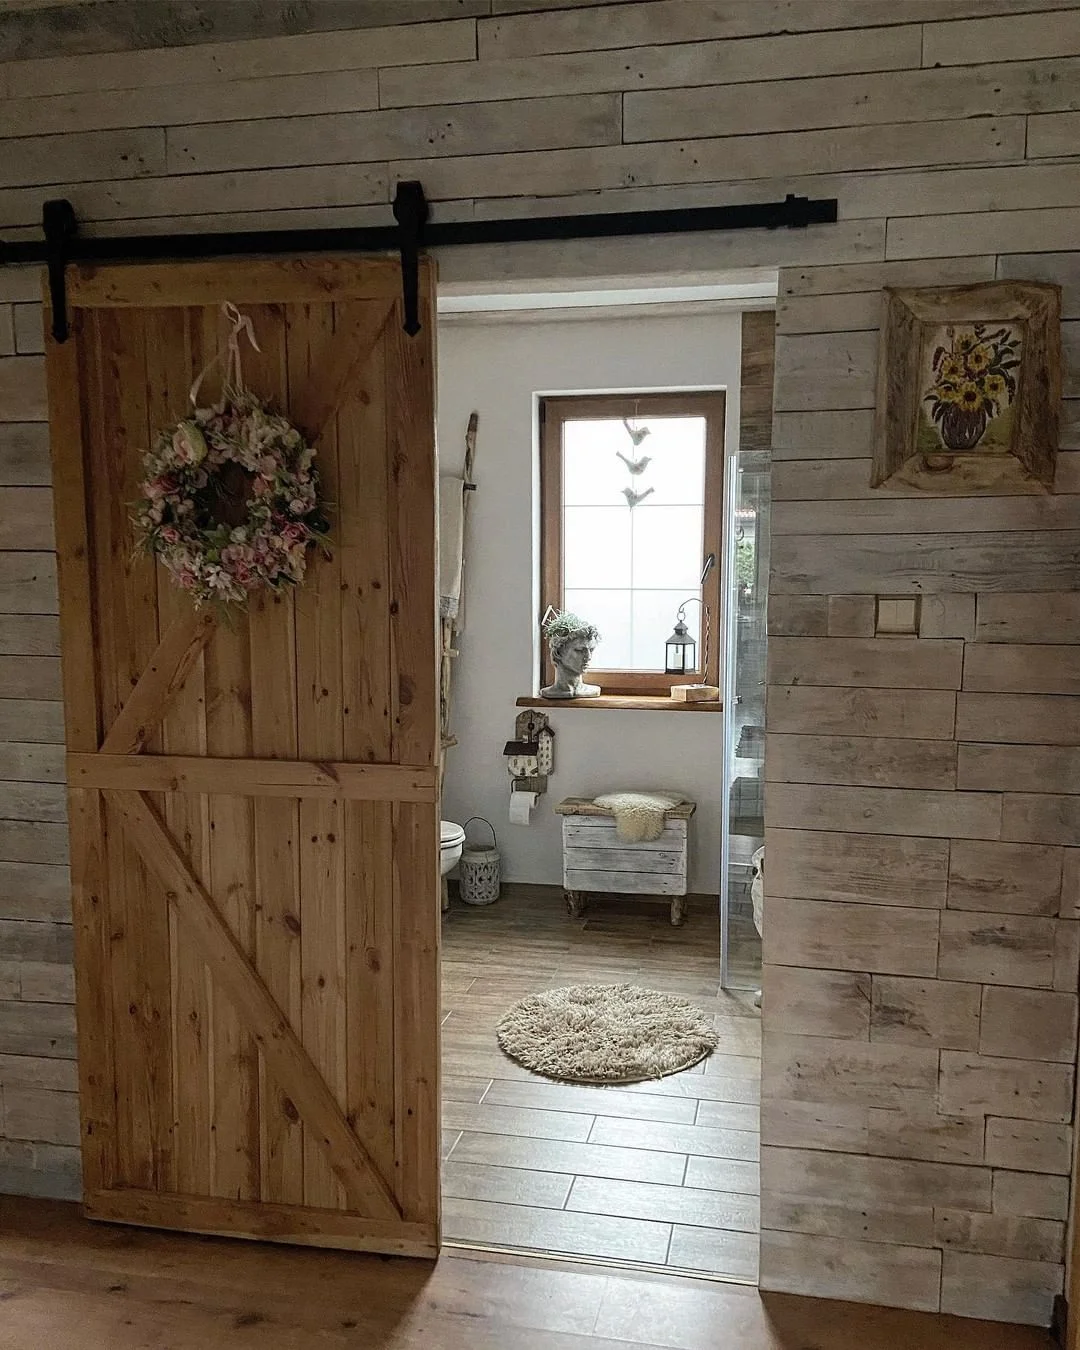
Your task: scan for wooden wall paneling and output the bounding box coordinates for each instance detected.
[739,309,776,455]
[0,614,60,656]
[765,732,957,790]
[772,531,1080,595]
[1,18,478,102]
[338,300,396,1194]
[382,25,924,110]
[768,783,1002,841]
[888,206,1080,261]
[0,423,50,485]
[288,300,347,1213]
[623,60,1080,145]
[769,636,963,690]
[0,128,165,191]
[392,119,1023,216]
[0,68,382,140]
[245,306,304,1209]
[165,94,623,177]
[924,9,1080,66]
[0,553,58,615]
[0,7,483,72]
[767,685,957,740]
[766,827,949,908]
[480,0,1058,57]
[976,592,1080,644]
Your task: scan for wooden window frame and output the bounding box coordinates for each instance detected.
[539,390,725,697]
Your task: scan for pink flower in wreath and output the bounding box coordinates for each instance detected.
[252,476,271,497]
[280,522,304,545]
[160,526,180,544]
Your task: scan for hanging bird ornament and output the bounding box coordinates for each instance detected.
[622,485,655,508]
[622,416,650,447]
[616,447,652,475]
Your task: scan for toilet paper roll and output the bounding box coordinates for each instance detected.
[509,789,538,825]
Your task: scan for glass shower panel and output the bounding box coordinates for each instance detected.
[719,447,769,992]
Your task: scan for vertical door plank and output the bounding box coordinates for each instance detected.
[394,801,440,1227]
[245,303,305,1207]
[45,306,115,1191]
[200,301,260,1202]
[96,306,173,1190]
[289,302,347,1212]
[145,304,214,1198]
[386,279,439,770]
[338,308,396,1190]
[386,275,439,1227]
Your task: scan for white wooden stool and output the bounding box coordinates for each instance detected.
[554,797,695,926]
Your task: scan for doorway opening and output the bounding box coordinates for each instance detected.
[435,273,774,1279]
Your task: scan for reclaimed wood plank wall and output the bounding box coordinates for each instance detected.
[0,0,1079,1323]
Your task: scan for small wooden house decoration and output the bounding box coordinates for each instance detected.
[871,281,1061,494]
[503,739,540,779]
[504,709,554,794]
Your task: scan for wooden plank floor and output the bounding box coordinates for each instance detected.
[0,1195,1051,1349]
[441,887,763,1279]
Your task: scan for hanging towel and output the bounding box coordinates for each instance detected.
[592,791,687,843]
[439,474,465,621]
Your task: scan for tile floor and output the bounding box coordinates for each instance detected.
[440,886,762,1280]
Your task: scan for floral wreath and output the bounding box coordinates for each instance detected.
[135,303,329,608]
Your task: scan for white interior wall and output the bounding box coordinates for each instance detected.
[436,307,743,893]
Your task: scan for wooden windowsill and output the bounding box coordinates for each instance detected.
[516,695,723,713]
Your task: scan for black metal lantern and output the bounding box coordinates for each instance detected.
[665,617,696,674]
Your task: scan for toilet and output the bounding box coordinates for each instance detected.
[440,820,466,877]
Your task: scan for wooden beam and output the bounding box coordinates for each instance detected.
[83,1188,437,1256]
[69,752,438,801]
[100,610,217,754]
[109,788,401,1221]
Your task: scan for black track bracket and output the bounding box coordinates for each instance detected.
[42,199,77,344]
[392,180,429,337]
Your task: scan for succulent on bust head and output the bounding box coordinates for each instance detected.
[542,609,600,655]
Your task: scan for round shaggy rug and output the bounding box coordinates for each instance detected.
[496,983,718,1084]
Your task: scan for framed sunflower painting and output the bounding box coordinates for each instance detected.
[871,281,1061,493]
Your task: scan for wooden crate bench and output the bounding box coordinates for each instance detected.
[554,797,696,926]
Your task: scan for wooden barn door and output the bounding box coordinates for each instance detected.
[44,257,441,1254]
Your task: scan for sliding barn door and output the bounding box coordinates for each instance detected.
[44,258,440,1254]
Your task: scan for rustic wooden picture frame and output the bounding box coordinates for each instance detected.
[871,281,1061,494]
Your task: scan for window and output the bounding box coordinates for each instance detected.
[540,391,724,697]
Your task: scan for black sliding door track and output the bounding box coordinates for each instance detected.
[0,181,839,342]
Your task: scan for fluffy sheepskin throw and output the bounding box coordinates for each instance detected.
[592,790,686,843]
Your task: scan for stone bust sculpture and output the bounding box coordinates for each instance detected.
[541,610,601,699]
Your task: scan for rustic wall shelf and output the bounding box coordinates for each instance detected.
[515,696,722,713]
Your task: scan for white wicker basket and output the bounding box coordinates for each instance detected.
[459,817,501,906]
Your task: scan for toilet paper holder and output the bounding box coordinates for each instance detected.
[503,708,554,796]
